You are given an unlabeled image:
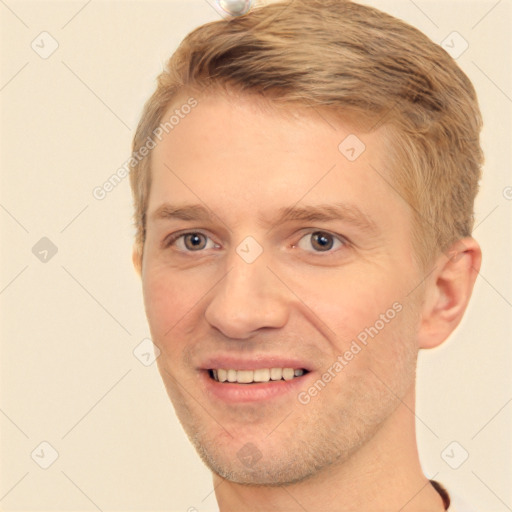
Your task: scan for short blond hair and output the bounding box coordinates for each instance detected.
[130,0,483,268]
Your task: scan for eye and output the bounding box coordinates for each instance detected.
[165,232,218,252]
[295,231,345,253]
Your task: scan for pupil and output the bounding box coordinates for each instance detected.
[186,233,205,250]
[312,232,333,251]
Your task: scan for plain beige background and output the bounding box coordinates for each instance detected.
[0,0,510,511]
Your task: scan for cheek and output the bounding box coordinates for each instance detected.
[291,266,417,377]
[285,266,405,336]
[142,263,191,342]
[141,257,219,347]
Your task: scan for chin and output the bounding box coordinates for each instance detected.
[196,445,319,486]
[186,425,359,487]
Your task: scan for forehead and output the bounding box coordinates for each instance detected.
[147,92,408,235]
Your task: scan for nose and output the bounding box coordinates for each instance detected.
[204,255,289,339]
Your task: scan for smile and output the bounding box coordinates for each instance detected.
[209,368,308,384]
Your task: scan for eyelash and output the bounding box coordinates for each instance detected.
[294,231,347,254]
[163,230,349,255]
[164,231,220,252]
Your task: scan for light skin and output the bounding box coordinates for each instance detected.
[133,92,481,511]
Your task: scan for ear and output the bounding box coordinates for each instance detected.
[132,245,142,277]
[418,237,481,349]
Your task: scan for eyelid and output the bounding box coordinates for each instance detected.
[294,229,349,253]
[162,228,350,253]
[163,230,218,250]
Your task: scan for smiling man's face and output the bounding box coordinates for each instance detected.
[139,92,427,484]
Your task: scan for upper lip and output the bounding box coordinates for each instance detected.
[199,356,313,372]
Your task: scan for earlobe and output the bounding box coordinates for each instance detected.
[418,237,481,349]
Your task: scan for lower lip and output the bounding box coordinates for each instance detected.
[200,371,313,403]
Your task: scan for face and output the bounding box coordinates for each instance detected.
[140,92,424,485]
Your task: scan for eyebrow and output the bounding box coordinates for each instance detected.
[269,203,378,233]
[151,203,214,222]
[150,202,378,234]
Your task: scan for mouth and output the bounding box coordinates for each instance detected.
[199,356,314,403]
[208,367,309,384]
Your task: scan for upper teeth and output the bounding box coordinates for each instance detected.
[212,368,305,383]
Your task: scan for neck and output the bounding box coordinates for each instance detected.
[214,385,445,512]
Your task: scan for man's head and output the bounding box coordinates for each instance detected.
[130,0,482,487]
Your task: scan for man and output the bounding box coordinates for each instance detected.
[130,1,483,510]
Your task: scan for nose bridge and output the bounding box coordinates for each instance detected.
[204,249,288,338]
